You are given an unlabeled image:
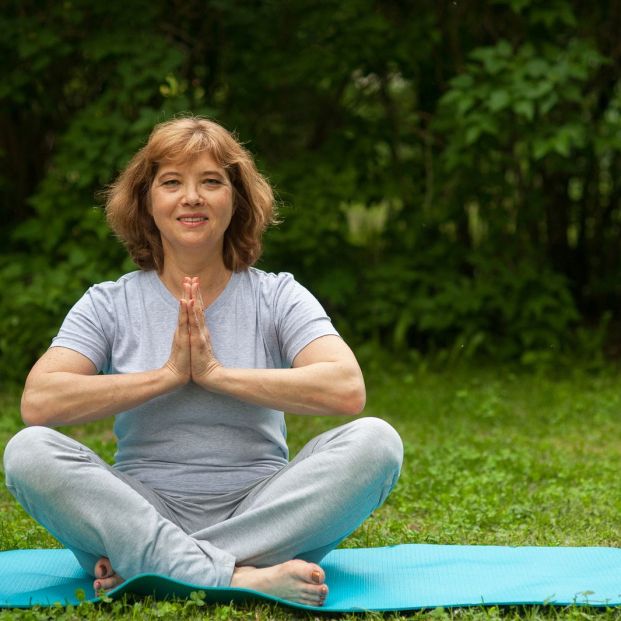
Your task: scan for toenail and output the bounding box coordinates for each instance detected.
[94,581,101,590]
[311,570,321,584]
[321,586,328,595]
[99,564,108,577]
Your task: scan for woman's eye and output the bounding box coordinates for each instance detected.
[204,178,222,186]
[162,179,180,186]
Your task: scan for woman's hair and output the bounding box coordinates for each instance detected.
[105,116,277,272]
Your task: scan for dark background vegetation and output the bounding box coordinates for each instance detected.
[2,0,621,385]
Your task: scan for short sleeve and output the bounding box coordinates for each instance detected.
[272,273,340,367]
[51,287,114,373]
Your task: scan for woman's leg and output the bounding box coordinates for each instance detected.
[190,417,403,567]
[3,426,235,587]
[3,419,401,604]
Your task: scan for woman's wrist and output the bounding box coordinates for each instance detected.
[158,364,190,392]
[193,363,225,392]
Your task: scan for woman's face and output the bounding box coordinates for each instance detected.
[149,153,234,261]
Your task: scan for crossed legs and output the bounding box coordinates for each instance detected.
[3,417,403,605]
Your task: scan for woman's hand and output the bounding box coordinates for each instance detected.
[163,282,193,387]
[168,276,222,389]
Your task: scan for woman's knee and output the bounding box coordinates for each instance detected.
[348,417,404,473]
[3,426,65,487]
[338,417,403,509]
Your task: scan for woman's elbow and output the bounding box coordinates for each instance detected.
[336,375,366,416]
[344,388,366,416]
[20,390,50,427]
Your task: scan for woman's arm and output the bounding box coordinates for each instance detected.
[182,279,365,416]
[21,300,193,427]
[199,335,366,416]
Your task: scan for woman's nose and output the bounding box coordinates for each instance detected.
[182,184,203,205]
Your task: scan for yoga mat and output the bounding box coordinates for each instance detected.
[1,544,620,612]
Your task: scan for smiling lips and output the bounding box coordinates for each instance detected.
[177,216,209,227]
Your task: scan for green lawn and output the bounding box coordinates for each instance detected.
[1,363,621,620]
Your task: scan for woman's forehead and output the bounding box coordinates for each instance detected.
[155,151,227,174]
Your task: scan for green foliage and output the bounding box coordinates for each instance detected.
[3,0,621,383]
[347,254,579,361]
[438,37,604,160]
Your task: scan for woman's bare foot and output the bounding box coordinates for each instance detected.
[230,559,328,606]
[93,557,125,592]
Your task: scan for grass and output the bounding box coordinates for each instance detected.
[1,362,621,619]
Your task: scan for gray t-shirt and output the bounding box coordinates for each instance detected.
[51,268,339,494]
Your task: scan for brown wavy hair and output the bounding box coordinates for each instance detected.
[105,116,277,272]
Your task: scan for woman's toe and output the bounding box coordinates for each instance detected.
[94,574,123,592]
[308,564,325,584]
[94,557,112,579]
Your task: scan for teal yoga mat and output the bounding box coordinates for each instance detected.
[1,545,620,612]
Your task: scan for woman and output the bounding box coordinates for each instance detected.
[3,116,403,607]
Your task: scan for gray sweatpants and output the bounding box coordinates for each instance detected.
[3,417,403,587]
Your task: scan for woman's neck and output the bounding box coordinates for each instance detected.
[159,253,233,307]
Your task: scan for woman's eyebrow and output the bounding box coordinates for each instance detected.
[158,169,225,176]
[200,169,226,177]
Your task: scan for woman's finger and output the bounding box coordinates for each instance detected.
[189,299,206,336]
[163,298,191,384]
[187,299,220,388]
[190,279,205,313]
